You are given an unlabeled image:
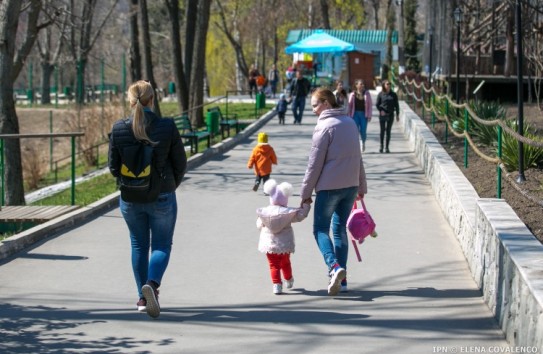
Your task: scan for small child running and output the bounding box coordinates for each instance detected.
[247,132,277,192]
[256,179,311,294]
[276,94,289,125]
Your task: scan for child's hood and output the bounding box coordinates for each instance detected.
[257,206,299,233]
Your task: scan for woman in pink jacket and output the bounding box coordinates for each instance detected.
[301,88,368,296]
[348,79,373,152]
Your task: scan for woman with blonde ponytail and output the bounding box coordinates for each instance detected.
[108,80,187,319]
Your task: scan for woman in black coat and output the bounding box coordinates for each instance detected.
[375,80,400,153]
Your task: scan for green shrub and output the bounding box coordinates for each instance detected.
[500,120,543,171]
[467,100,506,146]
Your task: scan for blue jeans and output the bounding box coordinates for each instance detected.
[120,192,177,298]
[313,187,358,272]
[352,110,368,143]
[291,96,306,123]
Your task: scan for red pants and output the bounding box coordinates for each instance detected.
[266,253,292,284]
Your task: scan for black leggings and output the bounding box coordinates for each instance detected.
[379,115,394,148]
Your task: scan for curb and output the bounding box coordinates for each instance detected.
[0,110,277,261]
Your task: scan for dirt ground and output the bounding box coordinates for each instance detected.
[425,104,543,244]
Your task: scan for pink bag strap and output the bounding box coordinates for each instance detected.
[352,239,362,262]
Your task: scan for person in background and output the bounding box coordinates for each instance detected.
[267,64,279,98]
[375,80,399,153]
[289,70,311,125]
[247,132,278,192]
[348,79,373,152]
[333,80,348,111]
[256,179,311,295]
[276,93,289,125]
[248,64,260,98]
[300,88,368,296]
[108,80,187,318]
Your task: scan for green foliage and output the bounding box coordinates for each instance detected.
[500,120,543,171]
[467,100,506,146]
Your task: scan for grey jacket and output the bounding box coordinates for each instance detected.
[300,108,367,200]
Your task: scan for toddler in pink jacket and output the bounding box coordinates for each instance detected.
[256,179,310,294]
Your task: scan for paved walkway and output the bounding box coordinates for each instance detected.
[0,96,509,353]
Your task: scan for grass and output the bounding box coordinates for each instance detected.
[30,173,117,206]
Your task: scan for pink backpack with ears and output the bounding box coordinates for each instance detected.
[347,199,377,262]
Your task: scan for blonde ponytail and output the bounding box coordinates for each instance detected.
[127,80,155,144]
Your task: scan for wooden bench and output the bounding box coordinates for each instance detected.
[0,205,81,233]
[172,114,211,154]
[207,106,239,139]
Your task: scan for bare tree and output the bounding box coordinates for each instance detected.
[65,0,119,105]
[139,0,161,116]
[320,0,330,29]
[215,1,250,88]
[164,0,189,114]
[189,0,211,127]
[129,0,142,82]
[0,0,43,205]
[184,0,198,83]
[36,0,67,105]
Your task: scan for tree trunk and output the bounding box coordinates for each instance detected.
[0,0,42,205]
[320,0,330,29]
[40,61,53,105]
[165,0,188,114]
[504,3,515,77]
[129,0,142,82]
[184,0,198,84]
[139,0,161,117]
[189,0,211,128]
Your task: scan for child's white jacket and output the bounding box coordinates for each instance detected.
[256,204,310,254]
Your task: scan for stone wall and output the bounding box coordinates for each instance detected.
[399,102,543,348]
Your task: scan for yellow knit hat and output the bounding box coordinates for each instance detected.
[257,132,268,143]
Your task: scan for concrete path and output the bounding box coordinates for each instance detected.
[0,96,509,353]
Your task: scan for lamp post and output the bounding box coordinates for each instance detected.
[428,26,434,84]
[396,0,405,74]
[515,0,526,182]
[454,7,463,104]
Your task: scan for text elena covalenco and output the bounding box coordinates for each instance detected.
[432,347,539,353]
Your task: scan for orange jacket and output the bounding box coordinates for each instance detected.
[247,143,277,176]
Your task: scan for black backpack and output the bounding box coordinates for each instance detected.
[118,120,163,203]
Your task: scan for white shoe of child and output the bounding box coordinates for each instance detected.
[284,278,294,289]
[273,283,283,295]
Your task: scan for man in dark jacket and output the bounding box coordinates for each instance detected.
[289,70,311,124]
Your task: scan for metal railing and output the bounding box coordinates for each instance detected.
[0,132,85,206]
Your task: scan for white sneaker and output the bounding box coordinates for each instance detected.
[340,284,348,293]
[284,278,294,289]
[273,283,283,295]
[328,267,346,296]
[362,142,366,152]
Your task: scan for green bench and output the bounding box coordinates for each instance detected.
[207,106,239,139]
[172,114,211,154]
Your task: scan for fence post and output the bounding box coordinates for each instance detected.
[226,91,229,118]
[71,136,76,206]
[445,100,449,143]
[464,107,469,168]
[0,139,3,207]
[431,93,435,128]
[50,111,53,172]
[421,89,425,120]
[497,126,502,198]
